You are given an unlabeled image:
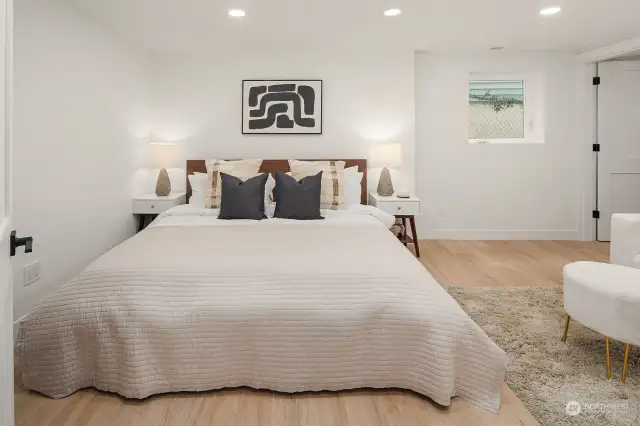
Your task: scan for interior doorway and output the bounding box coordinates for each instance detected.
[596,59,640,241]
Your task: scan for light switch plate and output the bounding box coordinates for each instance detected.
[24,260,41,286]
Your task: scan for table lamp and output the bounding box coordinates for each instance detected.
[147,140,180,196]
[370,143,402,196]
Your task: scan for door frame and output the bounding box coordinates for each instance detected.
[580,38,640,242]
[577,60,599,242]
[591,62,601,241]
[1,0,13,425]
[593,60,640,241]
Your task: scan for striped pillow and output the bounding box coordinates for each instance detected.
[288,160,345,210]
[204,159,263,209]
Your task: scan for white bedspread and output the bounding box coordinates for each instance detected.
[17,206,507,412]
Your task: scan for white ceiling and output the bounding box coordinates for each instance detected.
[62,0,640,54]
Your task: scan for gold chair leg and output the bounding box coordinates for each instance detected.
[605,337,611,379]
[622,344,630,384]
[562,314,571,342]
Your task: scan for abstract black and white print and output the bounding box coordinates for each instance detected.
[242,80,322,134]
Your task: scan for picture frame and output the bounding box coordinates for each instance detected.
[242,79,323,135]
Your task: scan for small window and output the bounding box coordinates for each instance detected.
[469,74,541,144]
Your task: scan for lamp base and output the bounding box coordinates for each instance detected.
[155,168,171,196]
[377,167,394,196]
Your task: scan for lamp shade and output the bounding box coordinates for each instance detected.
[147,142,180,169]
[369,143,402,169]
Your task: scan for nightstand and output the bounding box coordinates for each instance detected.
[132,192,186,232]
[368,193,421,257]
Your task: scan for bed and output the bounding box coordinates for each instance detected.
[16,159,507,412]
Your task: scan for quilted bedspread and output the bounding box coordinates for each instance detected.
[17,206,507,412]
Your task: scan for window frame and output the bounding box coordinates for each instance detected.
[468,73,543,145]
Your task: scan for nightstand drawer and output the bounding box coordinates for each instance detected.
[377,201,420,216]
[132,193,186,215]
[132,199,171,214]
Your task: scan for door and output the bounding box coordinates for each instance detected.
[0,0,12,425]
[597,61,640,241]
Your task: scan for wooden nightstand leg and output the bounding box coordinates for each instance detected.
[409,216,420,258]
[401,217,408,246]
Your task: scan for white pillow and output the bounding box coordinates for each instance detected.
[205,159,263,209]
[189,172,275,209]
[343,166,364,208]
[289,160,346,210]
[265,174,275,206]
[274,168,361,208]
[188,172,208,207]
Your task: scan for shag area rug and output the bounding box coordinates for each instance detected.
[448,286,640,426]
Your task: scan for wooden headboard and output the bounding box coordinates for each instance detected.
[187,159,368,205]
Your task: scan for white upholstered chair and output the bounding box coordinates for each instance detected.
[563,262,640,382]
[562,214,640,383]
[610,213,640,268]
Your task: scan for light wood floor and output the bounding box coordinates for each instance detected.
[419,240,609,287]
[15,241,610,426]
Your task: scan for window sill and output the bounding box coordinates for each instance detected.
[469,138,544,145]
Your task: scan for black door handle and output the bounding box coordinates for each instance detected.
[10,231,33,257]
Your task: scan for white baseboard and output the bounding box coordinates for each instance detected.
[423,229,580,240]
[13,315,25,340]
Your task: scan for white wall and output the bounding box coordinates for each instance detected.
[13,0,149,321]
[10,16,598,322]
[147,50,416,193]
[415,52,592,240]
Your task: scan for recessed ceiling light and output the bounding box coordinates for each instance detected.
[228,9,246,18]
[539,6,561,16]
[384,8,402,17]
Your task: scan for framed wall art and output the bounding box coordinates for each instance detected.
[242,79,323,134]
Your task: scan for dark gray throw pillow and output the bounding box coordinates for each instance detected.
[274,172,324,220]
[219,172,269,220]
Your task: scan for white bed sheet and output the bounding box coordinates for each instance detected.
[151,204,397,229]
